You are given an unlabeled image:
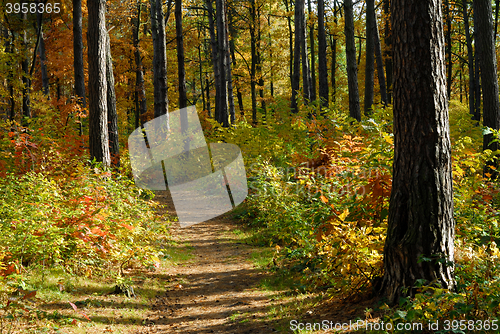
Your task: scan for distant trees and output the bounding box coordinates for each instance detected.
[344,0,361,121]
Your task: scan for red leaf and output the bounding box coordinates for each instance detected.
[22,290,37,300]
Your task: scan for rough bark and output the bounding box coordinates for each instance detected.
[344,0,361,121]
[74,0,87,109]
[364,0,375,115]
[381,0,455,304]
[87,0,110,167]
[133,0,147,128]
[475,0,500,177]
[374,12,388,106]
[175,0,188,109]
[150,0,169,120]
[318,0,329,108]
[106,30,120,168]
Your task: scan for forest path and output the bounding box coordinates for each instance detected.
[145,190,279,333]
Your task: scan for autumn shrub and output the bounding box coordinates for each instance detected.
[0,165,165,277]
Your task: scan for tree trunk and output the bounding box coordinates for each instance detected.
[206,0,219,121]
[250,0,258,122]
[475,0,500,178]
[300,0,312,103]
[384,0,393,104]
[257,6,266,119]
[228,8,244,113]
[364,0,375,115]
[495,0,499,44]
[445,0,453,99]
[175,0,187,109]
[330,35,336,105]
[133,0,147,128]
[473,0,481,121]
[39,27,49,96]
[318,0,328,108]
[308,0,316,102]
[22,12,31,123]
[374,11,388,106]
[462,0,476,118]
[150,0,169,120]
[87,0,111,167]
[106,30,120,168]
[381,0,455,304]
[284,0,294,89]
[291,0,303,113]
[73,0,87,108]
[344,0,361,121]
[215,0,229,127]
[224,5,236,125]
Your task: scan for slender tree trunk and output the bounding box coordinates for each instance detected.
[38,26,49,96]
[250,0,258,122]
[374,11,388,106]
[284,0,294,89]
[224,4,236,124]
[21,12,31,123]
[344,0,361,121]
[384,0,393,104]
[150,0,169,120]
[473,0,482,121]
[133,0,147,128]
[475,0,500,178]
[445,0,453,99]
[175,0,187,109]
[301,0,312,103]
[330,35,336,105]
[463,0,476,118]
[257,7,266,118]
[206,0,219,120]
[318,0,328,108]
[74,0,87,109]
[495,0,499,44]
[381,0,455,304]
[228,9,244,113]
[87,0,111,167]
[291,0,304,113]
[308,0,316,102]
[364,0,375,115]
[215,0,229,127]
[106,30,120,168]
[4,29,15,120]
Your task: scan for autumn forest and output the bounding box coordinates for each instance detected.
[0,0,500,332]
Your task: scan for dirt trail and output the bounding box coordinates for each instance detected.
[145,191,278,334]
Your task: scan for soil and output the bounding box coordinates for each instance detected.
[143,191,279,334]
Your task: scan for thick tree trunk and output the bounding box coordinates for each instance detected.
[381,0,455,304]
[87,0,111,167]
[73,0,87,108]
[344,0,361,121]
[475,0,500,178]
[150,0,169,120]
[106,31,120,168]
[318,0,329,108]
[364,0,375,115]
[133,0,147,128]
[175,0,188,109]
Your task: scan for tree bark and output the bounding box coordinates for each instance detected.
[250,0,258,122]
[215,0,229,127]
[284,0,294,89]
[291,0,303,113]
[206,0,218,121]
[73,0,87,108]
[344,0,361,121]
[384,0,393,104]
[462,0,476,118]
[308,0,316,102]
[330,35,336,105]
[445,0,453,99]
[300,0,312,103]
[87,0,110,167]
[381,0,455,304]
[473,0,481,121]
[133,0,147,128]
[21,12,31,123]
[318,0,329,108]
[150,0,169,120]
[106,30,120,168]
[364,0,375,115]
[175,0,188,109]
[38,21,49,96]
[475,0,500,178]
[374,11,388,106]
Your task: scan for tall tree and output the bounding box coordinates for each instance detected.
[21,12,31,122]
[132,0,147,128]
[308,0,316,102]
[364,0,375,115]
[291,0,305,113]
[175,0,188,109]
[445,0,453,99]
[215,0,229,127]
[317,0,328,108]
[87,0,111,167]
[73,0,86,109]
[106,30,119,168]
[344,0,361,121]
[381,0,455,304]
[462,0,476,119]
[383,0,393,104]
[374,11,388,106]
[475,0,500,177]
[150,0,169,120]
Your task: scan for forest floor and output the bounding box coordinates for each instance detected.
[19,190,376,334]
